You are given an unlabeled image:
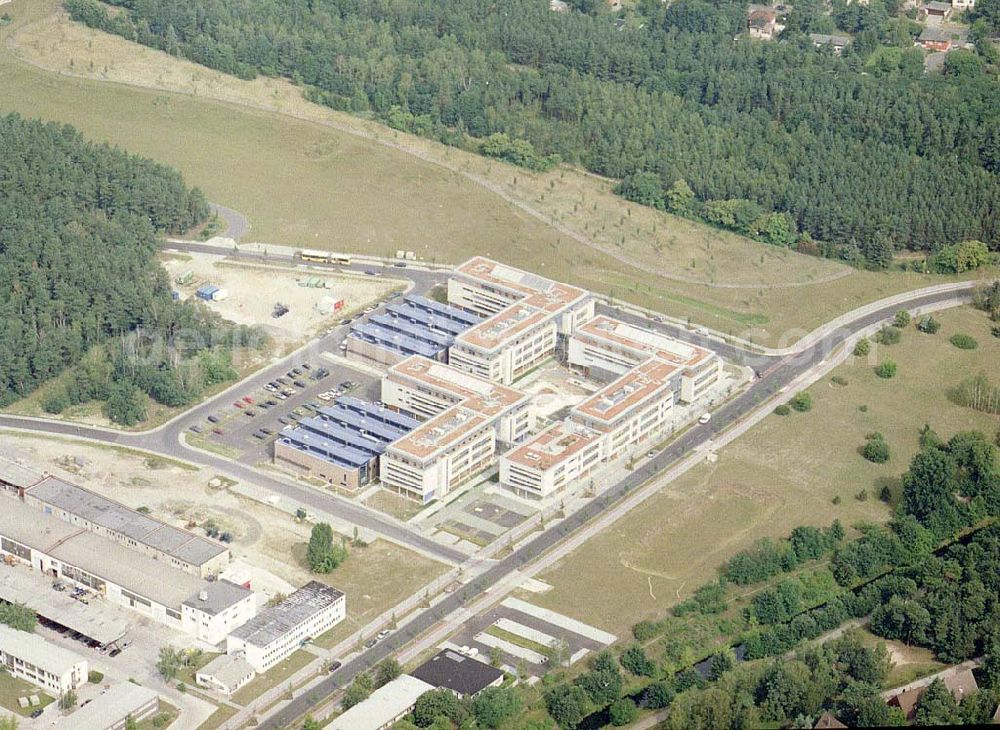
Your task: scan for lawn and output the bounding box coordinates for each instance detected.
[287,539,448,651]
[230,649,315,707]
[0,670,54,717]
[196,704,239,730]
[531,305,1000,639]
[2,0,991,346]
[137,699,179,730]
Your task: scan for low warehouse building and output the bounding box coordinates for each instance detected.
[23,476,230,577]
[329,674,435,730]
[227,581,345,673]
[0,625,88,695]
[409,649,505,698]
[195,653,256,696]
[0,497,255,641]
[0,456,44,495]
[56,682,159,730]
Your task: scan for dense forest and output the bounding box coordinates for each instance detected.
[65,0,1000,265]
[0,113,259,423]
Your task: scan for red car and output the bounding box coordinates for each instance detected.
[242,395,254,404]
[212,428,224,435]
[233,401,245,409]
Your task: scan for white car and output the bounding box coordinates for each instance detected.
[317,393,332,402]
[698,413,712,425]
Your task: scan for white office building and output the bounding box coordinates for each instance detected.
[227,581,345,673]
[0,625,88,695]
[500,420,605,500]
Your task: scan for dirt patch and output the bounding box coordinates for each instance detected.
[160,251,402,344]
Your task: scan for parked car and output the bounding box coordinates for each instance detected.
[328,660,342,672]
[301,363,312,370]
[253,431,266,439]
[294,380,307,388]
[364,269,378,276]
[242,395,254,404]
[292,367,303,375]
[207,415,221,423]
[275,392,288,400]
[278,417,291,425]
[376,629,390,640]
[244,410,257,418]
[698,413,712,424]
[233,401,245,409]
[189,425,203,433]
[282,388,296,396]
[212,428,225,435]
[266,399,278,407]
[108,648,121,658]
[260,428,274,435]
[264,384,277,392]
[30,709,43,719]
[277,377,289,385]
[364,638,378,649]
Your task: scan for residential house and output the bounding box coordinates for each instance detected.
[917,26,953,50]
[919,0,953,19]
[748,9,778,39]
[809,33,852,54]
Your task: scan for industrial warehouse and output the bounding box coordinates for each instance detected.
[0,493,256,644]
[279,257,729,504]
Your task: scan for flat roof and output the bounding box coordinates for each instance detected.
[503,421,603,472]
[384,302,472,336]
[181,580,254,616]
[0,498,208,609]
[0,624,87,676]
[388,407,489,461]
[574,316,713,369]
[455,257,587,312]
[572,358,677,425]
[410,649,505,696]
[388,356,527,418]
[229,581,343,649]
[350,322,443,358]
[311,409,407,444]
[370,314,456,348]
[55,681,158,729]
[0,571,129,646]
[26,476,227,568]
[0,456,45,489]
[278,429,374,468]
[335,397,421,430]
[329,675,435,730]
[456,303,553,353]
[298,417,391,454]
[404,295,482,325]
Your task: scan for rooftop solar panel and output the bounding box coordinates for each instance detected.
[383,302,470,336]
[370,314,455,348]
[279,430,372,468]
[336,396,422,429]
[316,406,409,442]
[350,323,442,358]
[405,295,482,325]
[297,417,389,456]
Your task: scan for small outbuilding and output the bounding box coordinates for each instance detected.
[409,649,505,698]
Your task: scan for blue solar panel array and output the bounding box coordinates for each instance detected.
[349,295,481,359]
[278,397,418,480]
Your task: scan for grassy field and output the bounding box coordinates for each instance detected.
[136,699,179,730]
[0,671,54,716]
[196,704,239,730]
[288,539,448,651]
[530,306,1000,638]
[1,0,990,345]
[230,649,315,707]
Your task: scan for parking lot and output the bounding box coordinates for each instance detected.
[445,597,617,679]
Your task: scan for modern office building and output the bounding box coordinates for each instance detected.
[568,315,722,403]
[23,476,230,578]
[0,624,88,695]
[569,358,678,459]
[227,581,345,673]
[0,497,255,641]
[274,397,419,488]
[447,257,594,385]
[379,356,531,502]
[500,420,605,500]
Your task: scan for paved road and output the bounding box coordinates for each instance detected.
[257,285,976,729]
[209,203,251,242]
[0,241,464,565]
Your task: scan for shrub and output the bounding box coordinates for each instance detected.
[853,339,871,356]
[88,670,103,684]
[876,325,901,345]
[917,316,941,334]
[855,489,869,502]
[831,375,848,386]
[832,495,842,505]
[880,484,893,503]
[875,360,897,379]
[609,698,638,726]
[894,311,911,328]
[773,404,791,416]
[950,333,978,350]
[632,620,660,642]
[862,433,890,464]
[790,392,812,412]
[859,404,868,412]
[42,388,70,414]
